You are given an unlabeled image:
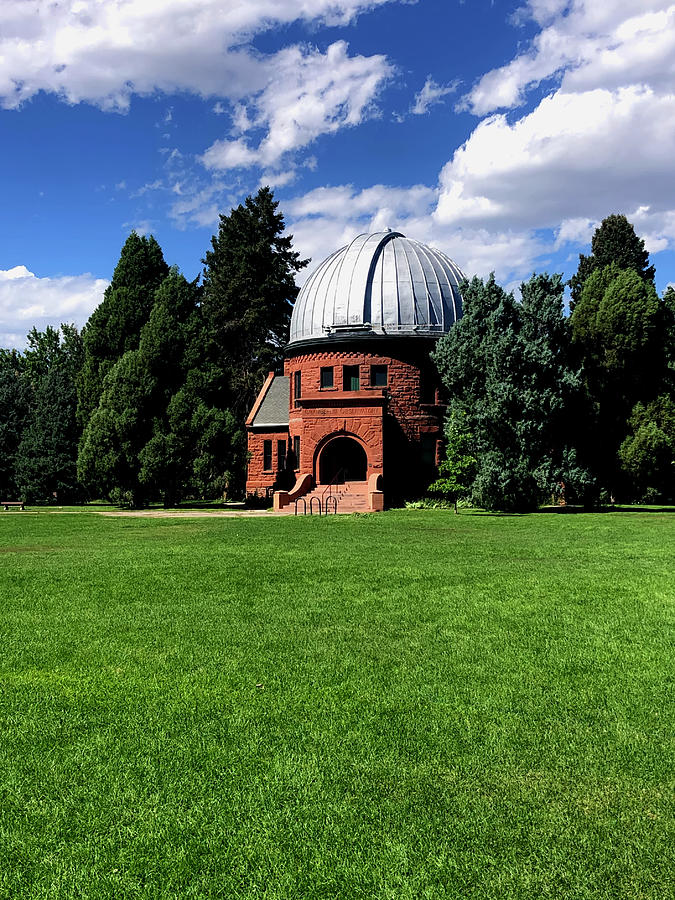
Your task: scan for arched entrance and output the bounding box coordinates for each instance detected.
[318,436,368,484]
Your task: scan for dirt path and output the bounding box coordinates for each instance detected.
[98,508,281,519]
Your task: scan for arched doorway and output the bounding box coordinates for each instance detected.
[318,436,368,484]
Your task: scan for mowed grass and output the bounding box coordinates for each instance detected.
[0,509,673,899]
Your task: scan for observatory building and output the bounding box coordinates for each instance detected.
[245,230,464,511]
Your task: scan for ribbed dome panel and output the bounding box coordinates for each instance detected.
[289,231,464,345]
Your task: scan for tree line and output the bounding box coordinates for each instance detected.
[0,187,307,506]
[432,215,675,510]
[1,202,673,510]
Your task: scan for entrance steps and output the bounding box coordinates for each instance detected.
[283,481,371,515]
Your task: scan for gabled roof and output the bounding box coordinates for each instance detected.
[250,374,289,428]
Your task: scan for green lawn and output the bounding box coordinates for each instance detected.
[1,509,673,899]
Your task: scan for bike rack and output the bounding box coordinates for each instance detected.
[325,495,338,515]
[309,496,322,516]
[294,498,307,516]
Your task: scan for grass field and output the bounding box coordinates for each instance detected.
[1,508,673,899]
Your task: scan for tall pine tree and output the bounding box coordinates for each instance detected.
[78,270,199,506]
[201,187,309,423]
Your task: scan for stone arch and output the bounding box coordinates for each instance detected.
[315,432,369,484]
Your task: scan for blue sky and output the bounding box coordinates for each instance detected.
[1,0,674,346]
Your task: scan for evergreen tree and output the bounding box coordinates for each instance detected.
[571,265,665,495]
[569,214,655,307]
[619,396,675,502]
[0,350,31,500]
[428,406,477,512]
[77,232,169,427]
[135,271,203,506]
[76,268,243,507]
[14,325,84,503]
[77,349,155,507]
[201,186,309,423]
[663,285,675,374]
[433,273,592,511]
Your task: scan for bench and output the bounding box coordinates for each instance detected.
[2,501,25,511]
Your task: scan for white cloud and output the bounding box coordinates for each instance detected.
[259,170,297,189]
[132,180,163,197]
[431,1,675,260]
[0,1,397,179]
[437,87,675,233]
[0,267,107,348]
[200,42,392,173]
[286,184,547,287]
[0,0,398,110]
[554,217,598,249]
[463,1,675,115]
[411,76,459,115]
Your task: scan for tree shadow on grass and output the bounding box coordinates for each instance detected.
[462,504,675,516]
[602,505,675,514]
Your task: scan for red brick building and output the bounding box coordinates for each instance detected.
[246,230,464,511]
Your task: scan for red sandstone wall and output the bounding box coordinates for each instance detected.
[246,428,290,495]
[284,343,445,498]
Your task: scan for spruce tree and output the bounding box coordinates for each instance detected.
[77,349,155,507]
[78,270,200,506]
[433,273,592,511]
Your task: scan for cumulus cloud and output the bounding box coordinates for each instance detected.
[411,76,459,115]
[0,0,398,110]
[462,1,675,115]
[0,2,397,183]
[437,87,675,231]
[434,1,675,258]
[200,42,392,173]
[285,184,547,287]
[0,266,107,348]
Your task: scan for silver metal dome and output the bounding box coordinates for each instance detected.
[289,230,464,346]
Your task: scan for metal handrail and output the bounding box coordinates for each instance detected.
[309,497,321,516]
[322,467,345,504]
[294,498,307,516]
[325,495,338,515]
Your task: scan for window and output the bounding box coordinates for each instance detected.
[277,440,286,471]
[294,370,302,401]
[421,434,438,468]
[343,365,360,391]
[293,435,301,468]
[371,364,388,387]
[320,366,334,389]
[263,440,273,471]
